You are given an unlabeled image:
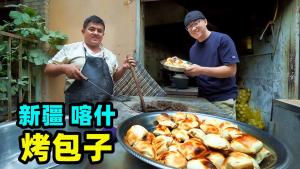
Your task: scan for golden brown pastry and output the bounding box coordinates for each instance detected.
[188,128,206,141]
[187,114,203,124]
[178,118,199,130]
[178,138,210,160]
[231,134,263,154]
[200,123,220,134]
[153,124,171,136]
[203,118,222,127]
[219,121,238,131]
[157,151,187,168]
[156,113,177,128]
[255,147,272,164]
[152,135,173,156]
[164,56,190,68]
[203,134,230,150]
[207,152,225,169]
[171,128,190,142]
[222,152,260,169]
[187,158,217,169]
[221,127,244,141]
[132,140,156,159]
[143,132,155,144]
[168,139,181,152]
[125,125,149,146]
[171,112,187,123]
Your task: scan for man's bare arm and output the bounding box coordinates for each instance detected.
[44,64,86,80]
[185,64,237,78]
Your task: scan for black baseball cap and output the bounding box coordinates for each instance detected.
[184,10,206,27]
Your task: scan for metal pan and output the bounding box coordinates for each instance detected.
[117,111,290,169]
[160,60,191,72]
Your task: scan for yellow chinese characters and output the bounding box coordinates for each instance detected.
[18,130,113,164]
[84,132,113,163]
[53,132,82,163]
[19,131,51,164]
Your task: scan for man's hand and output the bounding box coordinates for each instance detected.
[113,54,136,81]
[122,54,136,69]
[63,64,87,80]
[184,64,203,77]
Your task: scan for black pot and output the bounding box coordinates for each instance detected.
[173,74,189,89]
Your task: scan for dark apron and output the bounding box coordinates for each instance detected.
[64,47,114,104]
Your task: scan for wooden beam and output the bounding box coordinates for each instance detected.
[7,36,12,121]
[18,39,23,102]
[0,31,39,43]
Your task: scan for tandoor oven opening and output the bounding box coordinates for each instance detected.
[132,100,189,112]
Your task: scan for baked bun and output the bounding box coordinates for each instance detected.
[204,118,222,127]
[188,128,206,141]
[156,113,177,128]
[231,134,263,154]
[125,125,148,146]
[178,138,209,160]
[171,112,187,123]
[187,114,203,124]
[168,139,181,152]
[200,123,220,134]
[187,158,217,169]
[255,147,272,164]
[178,118,200,130]
[171,128,189,142]
[153,124,171,136]
[143,132,155,144]
[207,152,225,169]
[152,135,173,156]
[221,127,244,141]
[132,140,156,159]
[157,151,187,168]
[203,134,230,150]
[219,121,238,131]
[222,152,260,169]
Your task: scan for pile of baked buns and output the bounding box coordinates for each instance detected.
[164,56,190,68]
[125,112,273,169]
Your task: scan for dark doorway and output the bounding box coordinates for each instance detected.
[142,0,276,87]
[0,0,21,25]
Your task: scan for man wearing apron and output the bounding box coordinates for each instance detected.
[44,15,136,142]
[45,15,135,102]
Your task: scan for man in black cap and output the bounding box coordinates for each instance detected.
[183,10,239,119]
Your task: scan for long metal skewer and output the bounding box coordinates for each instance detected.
[129,66,147,112]
[85,78,142,113]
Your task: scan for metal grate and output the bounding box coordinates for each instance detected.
[113,62,167,97]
